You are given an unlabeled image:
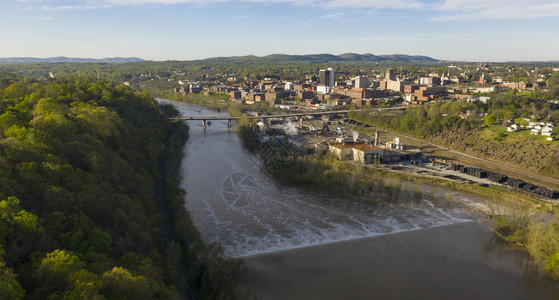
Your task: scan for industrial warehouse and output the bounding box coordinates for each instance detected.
[252,113,559,202]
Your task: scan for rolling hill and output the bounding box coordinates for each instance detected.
[197,53,439,64]
[0,56,145,64]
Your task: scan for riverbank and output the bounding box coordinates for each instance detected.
[253,137,543,209]
[155,91,276,117]
[241,221,559,299]
[156,99,249,299]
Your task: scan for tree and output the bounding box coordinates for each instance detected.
[514,117,528,127]
[0,261,25,300]
[35,250,86,297]
[0,75,247,298]
[101,267,159,299]
[0,196,44,267]
[503,110,516,121]
[64,269,103,299]
[484,114,496,126]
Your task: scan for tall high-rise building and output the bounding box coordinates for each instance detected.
[354,76,370,89]
[319,68,335,87]
[386,68,395,81]
[319,70,328,86]
[318,68,335,94]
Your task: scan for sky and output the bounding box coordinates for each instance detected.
[1,0,559,62]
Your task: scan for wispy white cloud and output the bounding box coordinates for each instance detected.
[360,33,476,42]
[105,0,324,7]
[20,0,559,21]
[433,0,559,21]
[8,15,53,21]
[323,0,425,10]
[320,11,359,22]
[107,0,422,9]
[42,5,109,11]
[106,0,559,20]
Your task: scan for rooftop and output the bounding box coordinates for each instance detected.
[328,140,382,152]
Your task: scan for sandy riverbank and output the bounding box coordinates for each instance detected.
[241,221,559,300]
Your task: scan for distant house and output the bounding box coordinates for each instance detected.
[527,121,545,129]
[542,125,555,137]
[507,124,520,132]
[189,84,202,94]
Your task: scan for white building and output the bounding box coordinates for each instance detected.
[507,124,520,132]
[387,80,404,93]
[527,121,544,129]
[542,125,555,136]
[474,87,496,93]
[317,85,332,94]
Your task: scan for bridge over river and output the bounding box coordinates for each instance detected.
[172,107,405,128]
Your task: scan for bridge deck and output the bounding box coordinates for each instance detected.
[172,107,404,121]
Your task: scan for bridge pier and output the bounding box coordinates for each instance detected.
[227,119,232,129]
[202,119,206,129]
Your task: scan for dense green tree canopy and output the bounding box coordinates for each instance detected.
[0,74,247,299]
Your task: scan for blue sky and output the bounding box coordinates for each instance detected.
[1,0,559,62]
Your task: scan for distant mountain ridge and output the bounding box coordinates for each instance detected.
[0,57,145,64]
[0,53,438,64]
[203,53,439,63]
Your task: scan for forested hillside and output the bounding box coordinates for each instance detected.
[0,73,245,299]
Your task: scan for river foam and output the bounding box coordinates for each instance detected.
[159,99,489,258]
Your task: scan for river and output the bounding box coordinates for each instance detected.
[159,99,559,299]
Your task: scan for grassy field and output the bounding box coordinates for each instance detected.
[484,126,555,143]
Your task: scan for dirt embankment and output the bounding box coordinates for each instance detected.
[382,129,559,191]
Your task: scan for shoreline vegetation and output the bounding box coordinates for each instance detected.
[246,132,540,207]
[490,205,559,279]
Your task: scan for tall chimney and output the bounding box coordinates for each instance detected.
[375,130,379,146]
